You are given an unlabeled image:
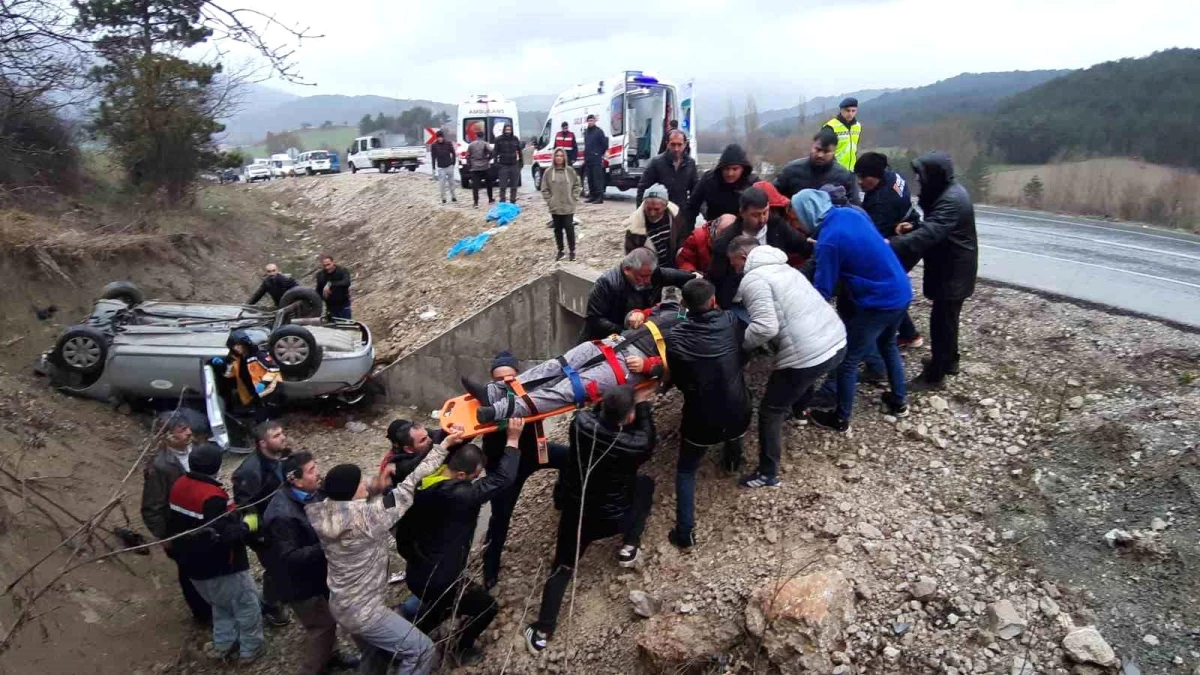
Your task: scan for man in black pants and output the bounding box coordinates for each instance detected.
[478,350,568,590]
[493,123,522,203]
[582,114,609,203]
[665,279,751,548]
[524,385,656,655]
[231,420,293,626]
[400,424,522,666]
[889,152,978,389]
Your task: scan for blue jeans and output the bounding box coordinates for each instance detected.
[191,571,264,658]
[675,435,742,534]
[836,306,907,419]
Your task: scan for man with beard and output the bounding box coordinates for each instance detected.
[232,420,293,627]
[682,143,756,227]
[636,130,697,209]
[493,123,522,204]
[773,128,861,204]
[889,152,978,390]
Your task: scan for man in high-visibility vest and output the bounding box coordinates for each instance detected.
[553,121,578,166]
[823,97,861,171]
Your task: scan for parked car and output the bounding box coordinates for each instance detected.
[295,150,337,176]
[38,282,375,450]
[346,133,424,173]
[270,153,298,178]
[244,161,272,182]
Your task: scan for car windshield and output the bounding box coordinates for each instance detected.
[309,152,328,160]
[463,116,512,143]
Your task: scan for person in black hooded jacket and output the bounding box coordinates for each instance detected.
[524,385,655,655]
[665,278,750,548]
[774,128,862,205]
[682,143,757,228]
[889,151,978,388]
[400,425,522,666]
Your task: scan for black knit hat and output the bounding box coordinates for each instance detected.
[324,464,362,501]
[491,350,519,372]
[854,152,889,180]
[839,97,858,109]
[190,442,224,478]
[387,419,413,446]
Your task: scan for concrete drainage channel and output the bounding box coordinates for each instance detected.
[373,265,599,413]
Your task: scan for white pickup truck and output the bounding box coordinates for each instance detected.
[346,134,425,173]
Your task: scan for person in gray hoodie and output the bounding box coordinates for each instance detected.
[466,132,494,207]
[729,238,847,488]
[306,428,462,674]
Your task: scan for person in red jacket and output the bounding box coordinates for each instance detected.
[676,214,737,273]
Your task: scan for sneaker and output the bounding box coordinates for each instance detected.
[920,357,960,376]
[475,405,497,423]
[739,473,781,489]
[790,408,810,426]
[451,197,457,203]
[460,374,490,402]
[473,203,479,208]
[668,528,695,550]
[809,409,851,433]
[201,642,236,662]
[908,375,946,392]
[880,392,909,418]
[387,570,406,584]
[556,250,565,261]
[524,625,548,655]
[898,335,924,349]
[263,606,292,627]
[442,198,447,204]
[239,644,266,664]
[568,252,576,262]
[617,544,640,567]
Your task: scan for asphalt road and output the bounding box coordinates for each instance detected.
[974,205,1200,328]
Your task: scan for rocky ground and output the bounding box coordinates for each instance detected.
[3,170,1196,674]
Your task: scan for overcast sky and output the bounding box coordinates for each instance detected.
[230,0,1200,108]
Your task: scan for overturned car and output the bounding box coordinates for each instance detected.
[38,281,375,449]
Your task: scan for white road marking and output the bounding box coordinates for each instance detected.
[976,207,1200,246]
[977,221,1200,262]
[980,244,1200,290]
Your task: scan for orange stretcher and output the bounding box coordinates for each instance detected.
[439,322,669,463]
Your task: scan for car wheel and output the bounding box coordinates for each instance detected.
[379,163,389,174]
[100,280,144,306]
[53,325,108,375]
[278,287,324,319]
[350,162,358,174]
[268,325,323,380]
[406,165,417,172]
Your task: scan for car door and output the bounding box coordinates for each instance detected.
[201,360,231,451]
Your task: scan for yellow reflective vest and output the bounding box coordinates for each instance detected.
[825,117,861,171]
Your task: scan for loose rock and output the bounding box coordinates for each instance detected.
[1062,626,1118,667]
[636,614,741,672]
[745,570,856,674]
[628,590,659,618]
[986,600,1027,640]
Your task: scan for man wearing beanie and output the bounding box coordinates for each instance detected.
[307,428,461,675]
[624,182,684,268]
[167,443,264,663]
[856,151,924,349]
[823,97,862,171]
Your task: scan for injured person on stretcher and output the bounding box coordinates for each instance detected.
[461,289,686,423]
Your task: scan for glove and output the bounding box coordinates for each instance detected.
[242,512,260,533]
[210,356,224,367]
[255,382,266,394]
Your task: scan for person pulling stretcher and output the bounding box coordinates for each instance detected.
[460,288,686,424]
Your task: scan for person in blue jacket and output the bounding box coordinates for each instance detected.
[794,189,913,431]
[855,152,923,349]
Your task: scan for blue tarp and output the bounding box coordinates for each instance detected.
[485,202,522,225]
[447,232,495,259]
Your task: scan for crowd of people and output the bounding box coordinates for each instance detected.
[143,98,979,673]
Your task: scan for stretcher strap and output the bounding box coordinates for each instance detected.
[504,376,549,464]
[594,342,627,385]
[557,357,588,407]
[644,321,669,376]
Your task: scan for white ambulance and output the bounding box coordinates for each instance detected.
[455,93,521,189]
[529,72,696,193]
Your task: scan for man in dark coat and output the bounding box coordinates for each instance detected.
[665,279,750,548]
[683,143,756,228]
[581,247,695,341]
[774,128,862,204]
[636,130,697,208]
[523,385,656,655]
[493,123,522,204]
[380,419,446,487]
[232,420,292,626]
[708,186,811,308]
[263,452,358,675]
[314,254,352,320]
[889,151,978,388]
[246,263,298,307]
[400,425,522,666]
[582,114,609,203]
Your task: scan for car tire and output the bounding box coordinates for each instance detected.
[406,165,417,172]
[52,325,108,375]
[379,163,389,174]
[350,162,358,174]
[268,325,323,380]
[100,280,144,306]
[278,287,324,319]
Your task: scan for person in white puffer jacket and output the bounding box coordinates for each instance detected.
[729,238,847,488]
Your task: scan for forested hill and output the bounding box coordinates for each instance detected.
[989,49,1200,168]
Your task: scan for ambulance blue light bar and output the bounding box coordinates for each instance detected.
[626,71,659,85]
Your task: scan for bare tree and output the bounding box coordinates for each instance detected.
[797,93,807,135]
[725,97,737,140]
[744,94,760,155]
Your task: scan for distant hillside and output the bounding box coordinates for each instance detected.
[706,89,892,134]
[990,49,1200,169]
[760,70,1070,140]
[221,94,456,145]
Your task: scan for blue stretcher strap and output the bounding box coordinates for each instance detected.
[558,358,588,407]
